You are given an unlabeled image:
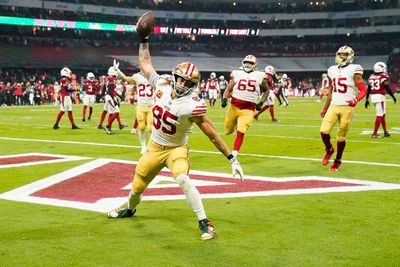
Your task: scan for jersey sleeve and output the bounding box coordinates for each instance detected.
[353,64,363,75]
[381,73,389,82]
[148,71,160,89]
[189,96,207,117]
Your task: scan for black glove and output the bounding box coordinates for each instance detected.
[256,102,263,111]
[365,101,369,108]
[393,96,397,104]
[221,98,228,108]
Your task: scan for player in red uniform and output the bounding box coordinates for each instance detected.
[82,72,99,122]
[254,65,278,122]
[206,72,219,108]
[53,67,80,130]
[365,62,396,138]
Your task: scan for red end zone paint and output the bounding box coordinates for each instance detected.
[0,155,62,165]
[32,162,361,203]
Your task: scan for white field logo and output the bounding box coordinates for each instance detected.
[1,157,400,213]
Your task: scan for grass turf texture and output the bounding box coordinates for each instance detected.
[0,98,399,266]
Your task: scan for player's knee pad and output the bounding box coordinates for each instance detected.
[146,125,152,133]
[175,174,192,191]
[336,127,348,142]
[132,173,148,194]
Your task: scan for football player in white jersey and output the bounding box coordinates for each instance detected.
[317,73,330,103]
[113,62,155,154]
[320,46,367,171]
[107,36,244,241]
[221,55,270,157]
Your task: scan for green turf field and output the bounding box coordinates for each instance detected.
[0,97,399,266]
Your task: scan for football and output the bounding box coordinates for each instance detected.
[136,11,155,39]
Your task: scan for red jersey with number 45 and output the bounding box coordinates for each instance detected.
[206,78,219,90]
[149,73,207,147]
[327,63,363,106]
[82,79,99,95]
[230,69,266,105]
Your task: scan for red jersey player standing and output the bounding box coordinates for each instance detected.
[365,62,396,138]
[82,72,99,122]
[53,67,80,130]
[206,72,220,108]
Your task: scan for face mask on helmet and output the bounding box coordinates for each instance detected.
[172,62,200,97]
[242,55,257,72]
[335,46,354,67]
[60,67,72,78]
[373,62,387,73]
[87,72,95,81]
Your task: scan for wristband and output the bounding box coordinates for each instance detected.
[140,38,149,43]
[227,154,234,161]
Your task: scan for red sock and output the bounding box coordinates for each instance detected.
[255,105,269,117]
[99,110,107,126]
[55,111,64,124]
[336,141,346,161]
[82,105,87,119]
[373,116,382,134]
[107,113,118,128]
[320,132,332,151]
[133,118,138,129]
[89,107,93,119]
[116,113,122,126]
[233,131,245,151]
[269,105,275,119]
[381,115,387,132]
[67,111,75,125]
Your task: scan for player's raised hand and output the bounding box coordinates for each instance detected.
[230,157,244,181]
[113,59,120,73]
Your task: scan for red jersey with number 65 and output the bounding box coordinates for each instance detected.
[327,63,363,106]
[230,69,266,105]
[149,73,207,147]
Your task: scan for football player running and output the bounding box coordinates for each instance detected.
[107,36,244,241]
[81,72,99,122]
[254,65,278,122]
[221,55,270,157]
[53,67,80,130]
[320,46,367,171]
[113,60,155,154]
[365,62,396,138]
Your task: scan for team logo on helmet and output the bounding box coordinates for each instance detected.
[242,55,258,73]
[60,67,72,78]
[335,46,355,67]
[373,62,387,74]
[264,65,275,76]
[172,62,200,97]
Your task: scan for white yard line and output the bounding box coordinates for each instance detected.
[1,137,399,168]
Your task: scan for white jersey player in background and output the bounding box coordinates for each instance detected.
[222,55,270,157]
[113,63,155,154]
[320,45,367,172]
[108,37,244,241]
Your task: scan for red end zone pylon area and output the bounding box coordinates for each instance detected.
[1,157,399,212]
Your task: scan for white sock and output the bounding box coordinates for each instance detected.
[175,174,207,221]
[232,150,238,157]
[138,129,147,149]
[128,191,142,210]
